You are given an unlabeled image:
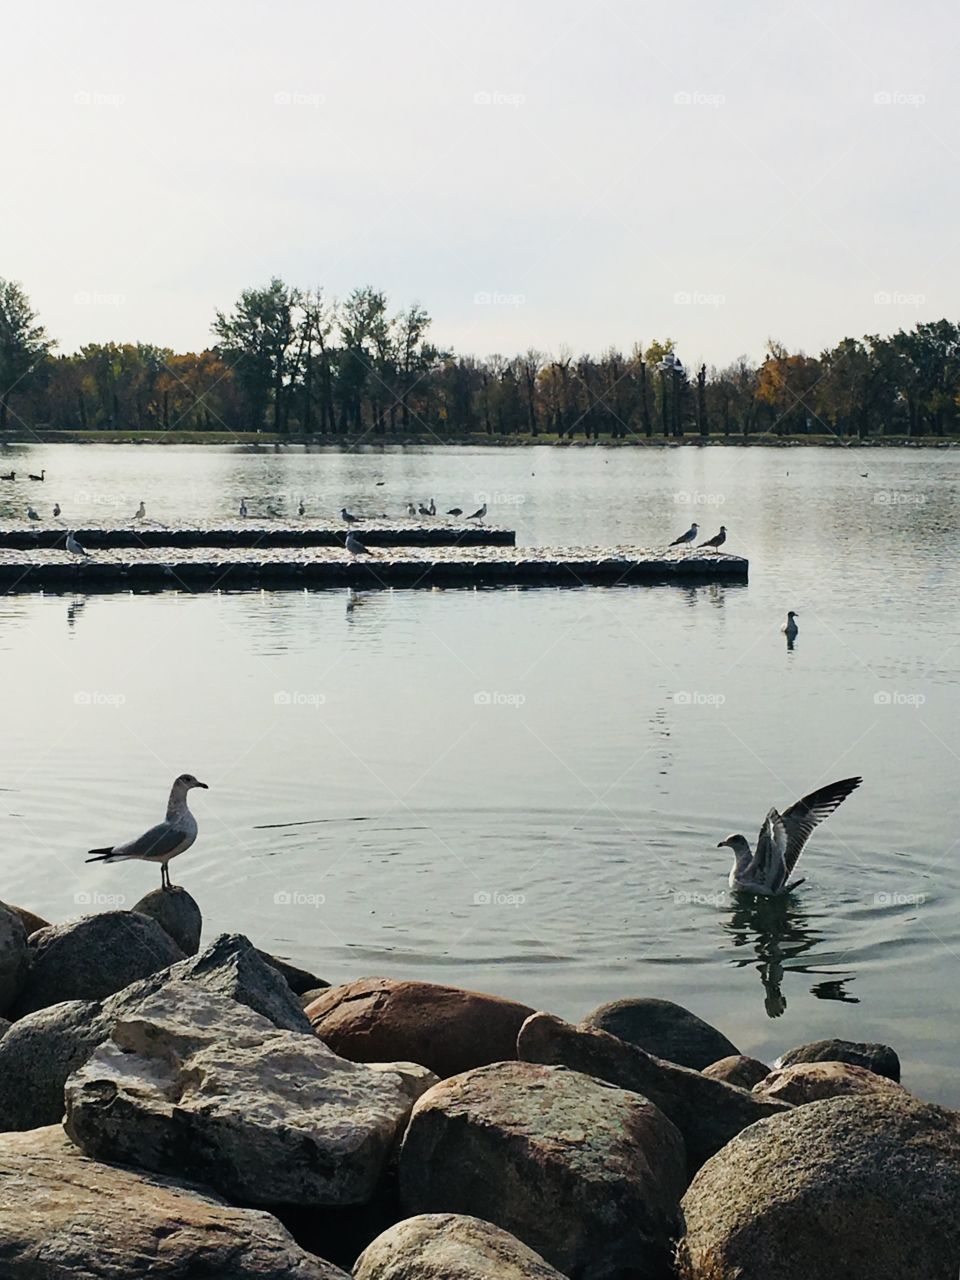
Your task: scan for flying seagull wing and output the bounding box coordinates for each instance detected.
[780,776,862,877]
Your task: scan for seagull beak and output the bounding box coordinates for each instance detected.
[196,781,209,790]
[716,840,728,849]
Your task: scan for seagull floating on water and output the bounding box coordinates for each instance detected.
[66,531,89,556]
[467,502,487,521]
[53,502,61,518]
[670,522,699,546]
[86,773,208,891]
[718,776,862,895]
[341,507,359,523]
[26,506,40,521]
[781,611,799,639]
[699,526,726,549]
[345,530,374,555]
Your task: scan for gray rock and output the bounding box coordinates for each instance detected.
[0,901,49,938]
[518,1012,789,1175]
[0,906,28,1017]
[775,1037,901,1082]
[258,949,330,995]
[400,1060,687,1280]
[354,1213,568,1279]
[753,1060,907,1105]
[0,1124,348,1278]
[581,997,739,1070]
[0,1019,9,1040]
[12,910,185,1016]
[65,981,421,1206]
[133,886,203,955]
[677,1094,960,1280]
[701,1054,770,1089]
[0,933,311,1132]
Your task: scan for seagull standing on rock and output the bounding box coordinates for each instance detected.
[86,773,208,891]
[670,522,699,546]
[467,502,487,521]
[718,777,862,895]
[341,507,359,523]
[135,501,146,520]
[26,506,40,521]
[239,498,248,517]
[345,531,374,555]
[66,531,89,556]
[699,526,726,549]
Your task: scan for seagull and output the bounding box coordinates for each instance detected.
[447,507,463,517]
[699,526,726,549]
[135,501,146,520]
[26,506,40,521]
[0,471,14,481]
[341,507,359,523]
[406,503,417,517]
[298,499,306,517]
[428,498,436,516]
[66,531,89,556]
[781,611,799,640]
[28,469,45,482]
[418,503,430,516]
[53,502,61,518]
[467,502,487,520]
[345,530,374,555]
[670,522,699,546]
[85,773,208,891]
[717,777,862,895]
[239,498,248,517]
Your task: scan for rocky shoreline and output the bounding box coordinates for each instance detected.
[0,893,956,1279]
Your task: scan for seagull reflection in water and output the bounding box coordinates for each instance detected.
[723,891,858,1018]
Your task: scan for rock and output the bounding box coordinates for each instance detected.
[0,1019,9,1040]
[302,985,333,1006]
[0,933,311,1131]
[676,1094,960,1280]
[701,1054,770,1089]
[133,886,202,955]
[753,1060,907,1105]
[581,997,739,1070]
[11,910,184,1016]
[0,905,28,1016]
[366,1061,440,1104]
[0,1124,347,1278]
[65,981,421,1206]
[399,1060,687,1280]
[518,1012,789,1175]
[306,977,535,1079]
[0,901,49,937]
[258,949,330,995]
[775,1036,901,1082]
[354,1213,568,1279]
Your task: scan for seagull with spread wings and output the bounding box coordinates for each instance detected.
[718,777,862,895]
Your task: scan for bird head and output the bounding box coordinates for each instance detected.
[717,834,750,855]
[174,773,208,792]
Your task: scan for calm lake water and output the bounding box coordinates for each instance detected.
[1,442,959,1101]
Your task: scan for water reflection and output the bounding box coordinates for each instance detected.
[66,595,87,632]
[723,892,858,1018]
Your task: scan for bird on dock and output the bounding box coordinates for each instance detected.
[135,501,146,520]
[699,526,726,549]
[26,506,40,521]
[718,777,862,895]
[341,507,360,523]
[239,498,248,517]
[298,499,306,517]
[345,530,374,555]
[28,469,45,482]
[670,522,699,546]
[86,773,208,891]
[0,471,14,481]
[447,507,463,516]
[428,498,436,515]
[53,502,61,518]
[781,611,799,640]
[467,502,487,520]
[418,502,430,516]
[406,502,417,517]
[66,531,89,556]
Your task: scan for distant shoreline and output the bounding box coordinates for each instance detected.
[2,430,959,449]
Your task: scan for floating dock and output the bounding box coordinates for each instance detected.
[0,520,515,550]
[0,546,747,592]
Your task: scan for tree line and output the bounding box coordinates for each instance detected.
[2,276,959,440]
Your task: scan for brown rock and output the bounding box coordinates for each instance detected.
[753,1060,907,1105]
[775,1037,901,1081]
[306,977,535,1078]
[0,902,49,937]
[0,906,29,1017]
[354,1213,568,1279]
[701,1055,770,1089]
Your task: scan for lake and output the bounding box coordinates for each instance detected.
[1,441,958,1101]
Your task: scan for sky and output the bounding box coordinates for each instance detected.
[2,0,958,367]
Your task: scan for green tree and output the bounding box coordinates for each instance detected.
[213,278,301,430]
[0,279,54,431]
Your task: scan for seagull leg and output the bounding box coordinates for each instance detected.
[161,862,169,891]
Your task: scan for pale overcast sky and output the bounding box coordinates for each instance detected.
[2,0,957,366]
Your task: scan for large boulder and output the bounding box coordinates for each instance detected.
[581,997,738,1069]
[0,933,311,1132]
[0,901,49,938]
[354,1213,567,1279]
[0,905,29,1016]
[701,1055,770,1089]
[753,1060,907,1105]
[677,1094,960,1280]
[306,977,535,1078]
[518,1012,788,1174]
[0,1124,347,1278]
[65,981,420,1206]
[259,950,330,996]
[775,1037,901,1082]
[133,886,202,955]
[399,1060,687,1280]
[12,910,184,1016]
